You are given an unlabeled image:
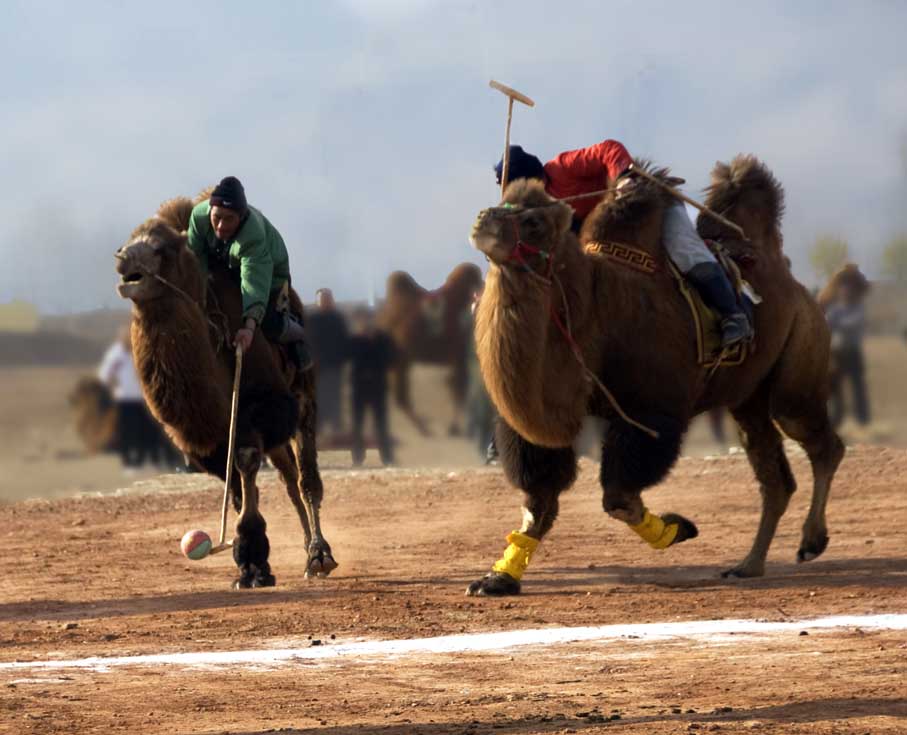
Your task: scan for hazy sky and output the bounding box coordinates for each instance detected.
[1,0,905,313]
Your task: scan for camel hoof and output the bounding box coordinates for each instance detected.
[661,513,699,545]
[466,572,521,597]
[720,563,765,579]
[251,572,276,588]
[797,534,829,563]
[305,551,338,579]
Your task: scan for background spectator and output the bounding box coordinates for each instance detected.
[348,307,396,467]
[821,264,871,427]
[98,325,177,471]
[307,288,349,435]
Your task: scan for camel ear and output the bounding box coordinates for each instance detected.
[553,201,573,236]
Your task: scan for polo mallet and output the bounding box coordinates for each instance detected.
[628,163,748,241]
[209,344,243,556]
[489,80,535,195]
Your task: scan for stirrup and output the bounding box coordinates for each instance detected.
[720,313,753,348]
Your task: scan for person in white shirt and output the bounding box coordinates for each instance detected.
[97,325,161,468]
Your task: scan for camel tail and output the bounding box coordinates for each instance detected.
[698,155,785,242]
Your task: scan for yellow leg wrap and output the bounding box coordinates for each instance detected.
[630,510,679,550]
[491,531,540,581]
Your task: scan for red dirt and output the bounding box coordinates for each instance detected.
[1,445,906,734]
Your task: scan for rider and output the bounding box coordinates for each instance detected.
[495,142,752,348]
[187,176,312,369]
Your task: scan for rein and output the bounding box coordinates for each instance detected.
[495,216,660,440]
[115,253,230,350]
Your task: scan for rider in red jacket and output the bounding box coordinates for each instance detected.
[495,142,752,348]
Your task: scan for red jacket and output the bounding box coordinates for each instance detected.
[544,140,632,221]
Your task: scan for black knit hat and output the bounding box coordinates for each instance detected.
[210,176,247,214]
[494,145,545,185]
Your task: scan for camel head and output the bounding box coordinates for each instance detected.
[115,219,197,303]
[470,179,573,267]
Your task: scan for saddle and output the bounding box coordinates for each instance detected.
[584,239,759,369]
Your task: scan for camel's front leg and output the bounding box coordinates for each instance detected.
[467,421,577,596]
[294,413,338,578]
[232,445,275,589]
[600,419,698,550]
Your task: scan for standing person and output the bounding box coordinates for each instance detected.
[495,142,752,348]
[820,264,871,427]
[187,176,312,369]
[97,326,154,470]
[348,307,396,467]
[307,288,349,435]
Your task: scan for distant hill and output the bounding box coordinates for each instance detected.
[0,331,109,366]
[40,308,130,344]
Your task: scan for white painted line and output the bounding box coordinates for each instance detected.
[2,614,904,673]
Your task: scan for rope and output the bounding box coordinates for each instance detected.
[502,231,660,440]
[115,253,228,348]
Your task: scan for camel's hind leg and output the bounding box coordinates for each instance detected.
[767,309,845,566]
[394,359,432,437]
[774,409,844,563]
[726,394,797,578]
[268,443,312,547]
[467,420,578,597]
[292,383,337,578]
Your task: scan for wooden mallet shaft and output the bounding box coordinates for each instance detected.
[628,163,747,241]
[489,80,535,196]
[208,344,243,556]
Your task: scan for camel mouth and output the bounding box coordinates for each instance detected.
[122,272,143,284]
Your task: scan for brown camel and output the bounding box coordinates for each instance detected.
[378,263,484,436]
[466,156,844,596]
[68,377,117,454]
[114,195,336,588]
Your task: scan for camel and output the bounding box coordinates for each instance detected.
[114,195,336,588]
[466,156,844,596]
[378,263,484,436]
[69,377,117,454]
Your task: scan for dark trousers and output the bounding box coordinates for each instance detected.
[829,347,870,427]
[117,401,181,468]
[316,366,343,433]
[351,387,393,466]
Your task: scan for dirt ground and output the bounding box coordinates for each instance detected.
[2,441,906,734]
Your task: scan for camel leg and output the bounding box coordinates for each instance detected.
[775,411,844,564]
[268,443,312,547]
[467,420,577,597]
[292,398,338,579]
[446,357,469,437]
[771,398,845,567]
[394,360,432,437]
[232,443,275,589]
[767,312,844,566]
[600,417,697,550]
[724,395,796,578]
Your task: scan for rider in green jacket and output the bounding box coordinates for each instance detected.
[187,176,311,369]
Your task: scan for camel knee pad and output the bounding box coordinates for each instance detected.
[491,531,539,580]
[630,510,679,550]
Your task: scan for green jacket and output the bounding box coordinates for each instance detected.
[187,200,291,323]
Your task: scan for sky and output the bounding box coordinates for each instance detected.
[1,0,905,313]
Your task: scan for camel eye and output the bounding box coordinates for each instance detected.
[522,214,541,230]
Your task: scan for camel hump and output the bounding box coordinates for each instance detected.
[699,155,785,240]
[387,270,425,299]
[156,197,195,232]
[193,186,215,207]
[445,263,484,294]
